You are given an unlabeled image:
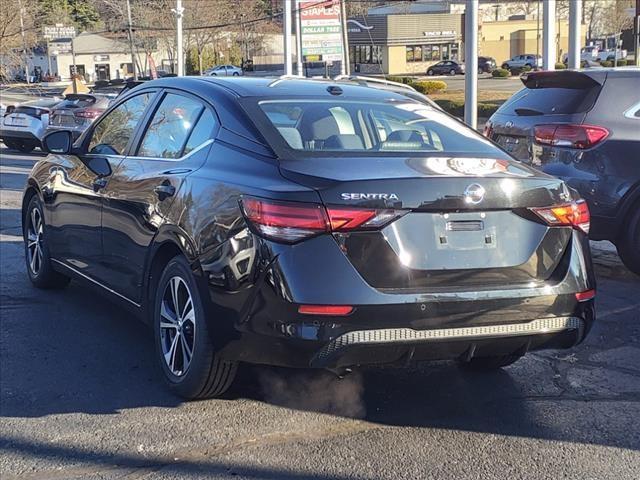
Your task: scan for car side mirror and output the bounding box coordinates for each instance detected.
[85,156,112,177]
[42,130,73,154]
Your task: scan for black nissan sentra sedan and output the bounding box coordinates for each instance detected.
[23,77,596,399]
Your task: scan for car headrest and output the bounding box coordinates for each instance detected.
[277,127,303,149]
[323,134,364,151]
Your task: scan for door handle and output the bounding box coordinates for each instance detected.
[154,184,176,200]
[93,177,108,192]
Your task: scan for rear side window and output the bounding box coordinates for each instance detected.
[259,100,499,155]
[183,109,216,155]
[138,93,204,158]
[497,86,600,116]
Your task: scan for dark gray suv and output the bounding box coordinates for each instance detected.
[485,68,640,274]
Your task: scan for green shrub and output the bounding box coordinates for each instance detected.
[492,68,510,78]
[616,59,628,66]
[386,75,414,85]
[601,60,613,67]
[411,80,447,95]
[435,99,501,119]
[555,62,567,70]
[522,65,532,72]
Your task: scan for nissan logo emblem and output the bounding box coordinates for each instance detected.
[464,183,486,205]
[505,121,514,128]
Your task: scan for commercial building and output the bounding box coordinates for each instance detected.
[348,8,585,75]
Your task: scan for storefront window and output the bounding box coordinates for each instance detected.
[352,45,382,65]
[406,43,460,62]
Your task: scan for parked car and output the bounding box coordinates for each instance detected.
[427,60,465,76]
[478,56,497,74]
[562,46,628,64]
[25,77,596,399]
[0,98,60,152]
[204,65,243,76]
[501,54,542,70]
[46,94,111,140]
[485,68,640,274]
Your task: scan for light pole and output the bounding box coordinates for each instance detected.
[284,0,293,75]
[173,0,185,76]
[464,0,478,129]
[542,0,556,70]
[17,0,29,83]
[295,1,303,76]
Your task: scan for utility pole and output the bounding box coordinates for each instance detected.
[126,0,138,80]
[464,0,478,129]
[173,0,185,76]
[536,0,540,63]
[295,1,303,76]
[568,0,581,69]
[635,0,640,67]
[542,0,556,70]
[340,0,350,76]
[284,0,293,75]
[71,37,78,93]
[17,0,29,83]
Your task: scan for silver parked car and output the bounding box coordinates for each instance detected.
[204,65,243,76]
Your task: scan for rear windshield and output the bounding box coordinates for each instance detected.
[497,86,600,116]
[57,96,97,108]
[258,100,499,155]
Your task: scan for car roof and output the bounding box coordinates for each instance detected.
[190,76,415,101]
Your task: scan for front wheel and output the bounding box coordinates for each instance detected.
[154,256,238,399]
[232,72,239,76]
[478,67,484,75]
[427,69,434,76]
[458,354,522,371]
[449,69,456,76]
[616,205,640,276]
[23,195,70,289]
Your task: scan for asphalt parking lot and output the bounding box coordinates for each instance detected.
[1,147,639,479]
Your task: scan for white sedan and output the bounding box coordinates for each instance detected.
[204,65,243,76]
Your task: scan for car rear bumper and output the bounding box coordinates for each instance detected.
[0,128,41,144]
[199,228,596,369]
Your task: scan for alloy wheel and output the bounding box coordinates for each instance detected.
[26,208,44,275]
[160,276,196,376]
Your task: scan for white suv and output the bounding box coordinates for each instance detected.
[501,54,542,70]
[1,99,60,153]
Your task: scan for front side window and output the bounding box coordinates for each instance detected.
[88,92,153,155]
[258,100,501,156]
[137,93,204,158]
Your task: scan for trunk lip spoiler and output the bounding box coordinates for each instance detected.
[520,70,603,89]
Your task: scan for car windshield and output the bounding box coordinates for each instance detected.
[258,99,499,155]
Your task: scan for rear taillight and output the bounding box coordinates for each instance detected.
[530,199,590,234]
[240,197,404,243]
[575,289,596,302]
[483,121,493,138]
[534,124,609,149]
[74,109,101,119]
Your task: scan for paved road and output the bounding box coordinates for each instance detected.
[1,148,639,479]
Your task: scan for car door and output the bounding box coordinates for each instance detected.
[99,90,218,303]
[435,62,446,74]
[45,91,156,279]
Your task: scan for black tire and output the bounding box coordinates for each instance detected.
[449,69,456,76]
[153,255,238,399]
[526,63,533,68]
[16,141,36,153]
[427,69,434,76]
[232,72,239,76]
[23,195,70,289]
[616,205,640,276]
[478,67,484,75]
[3,139,20,150]
[501,63,509,70]
[458,354,522,371]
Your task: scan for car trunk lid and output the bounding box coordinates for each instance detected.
[279,155,574,290]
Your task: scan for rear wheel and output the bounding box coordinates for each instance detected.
[478,67,484,75]
[153,256,238,399]
[23,195,70,289]
[449,69,456,76]
[458,354,522,371]
[616,205,640,276]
